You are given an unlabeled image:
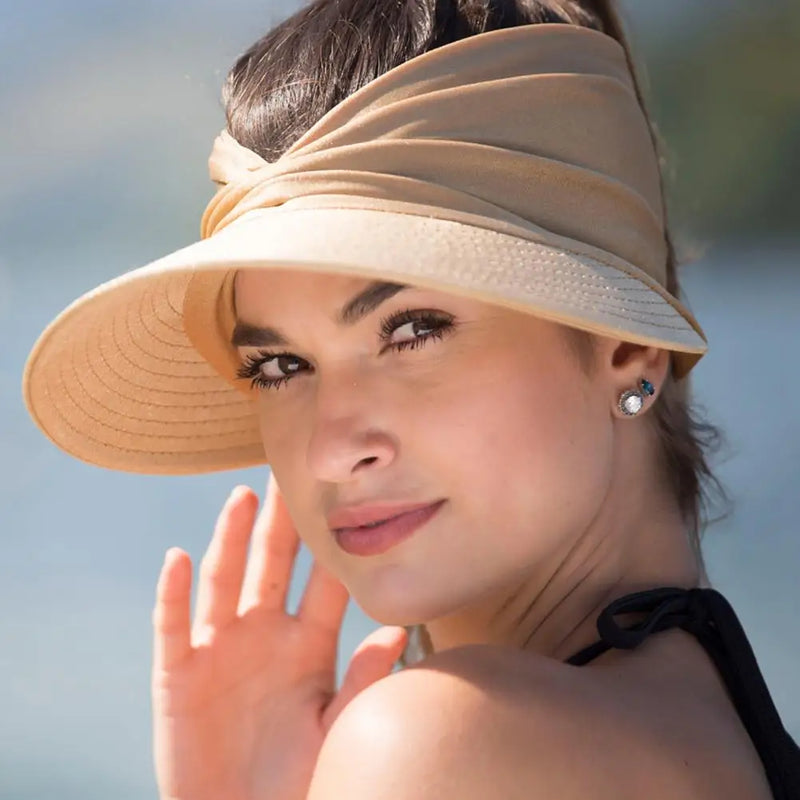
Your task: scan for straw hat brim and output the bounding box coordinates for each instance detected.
[22,204,707,475]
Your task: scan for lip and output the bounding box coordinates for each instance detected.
[331,499,446,557]
[327,499,445,530]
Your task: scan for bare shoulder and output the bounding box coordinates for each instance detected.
[307,635,773,800]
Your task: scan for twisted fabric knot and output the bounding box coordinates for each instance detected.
[596,586,711,650]
[198,24,670,284]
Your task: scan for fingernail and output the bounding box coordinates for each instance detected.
[230,485,250,502]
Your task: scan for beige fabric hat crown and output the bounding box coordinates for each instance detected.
[22,23,707,475]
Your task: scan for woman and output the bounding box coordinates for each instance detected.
[21,1,800,798]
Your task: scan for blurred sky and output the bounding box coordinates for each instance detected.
[1,2,798,799]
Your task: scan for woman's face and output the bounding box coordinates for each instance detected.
[233,269,617,626]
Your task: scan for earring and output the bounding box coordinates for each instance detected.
[618,378,655,416]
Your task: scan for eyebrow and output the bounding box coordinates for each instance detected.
[230,280,409,347]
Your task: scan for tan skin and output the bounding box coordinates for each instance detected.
[151,270,772,799]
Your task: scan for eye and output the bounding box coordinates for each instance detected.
[378,308,455,353]
[235,351,309,391]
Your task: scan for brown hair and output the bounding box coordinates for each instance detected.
[222,0,731,666]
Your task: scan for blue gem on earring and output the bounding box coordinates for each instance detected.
[640,378,655,396]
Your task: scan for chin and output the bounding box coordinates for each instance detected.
[349,587,431,627]
[344,565,466,628]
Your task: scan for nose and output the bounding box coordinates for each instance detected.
[305,369,397,483]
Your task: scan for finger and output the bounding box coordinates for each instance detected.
[238,474,300,614]
[152,547,193,671]
[192,485,259,635]
[295,557,350,635]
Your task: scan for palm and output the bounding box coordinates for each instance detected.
[151,481,407,800]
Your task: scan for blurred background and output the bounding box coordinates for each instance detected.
[1,1,798,797]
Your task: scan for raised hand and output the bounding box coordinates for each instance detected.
[151,477,408,800]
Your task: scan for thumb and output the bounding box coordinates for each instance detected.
[321,625,408,732]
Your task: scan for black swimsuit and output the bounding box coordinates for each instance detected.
[565,587,800,800]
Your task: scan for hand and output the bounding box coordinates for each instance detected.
[151,477,408,800]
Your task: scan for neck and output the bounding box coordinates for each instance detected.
[423,424,706,662]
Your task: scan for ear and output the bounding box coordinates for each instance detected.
[597,340,671,418]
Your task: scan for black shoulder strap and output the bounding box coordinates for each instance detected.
[565,587,800,800]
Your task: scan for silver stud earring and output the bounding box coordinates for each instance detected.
[618,378,655,416]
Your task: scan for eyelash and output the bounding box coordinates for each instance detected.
[235,308,456,391]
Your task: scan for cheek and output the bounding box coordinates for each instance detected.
[428,346,614,540]
[255,408,321,538]
[256,400,293,458]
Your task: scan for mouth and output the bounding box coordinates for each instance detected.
[332,499,446,557]
[336,508,414,532]
[327,499,445,531]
